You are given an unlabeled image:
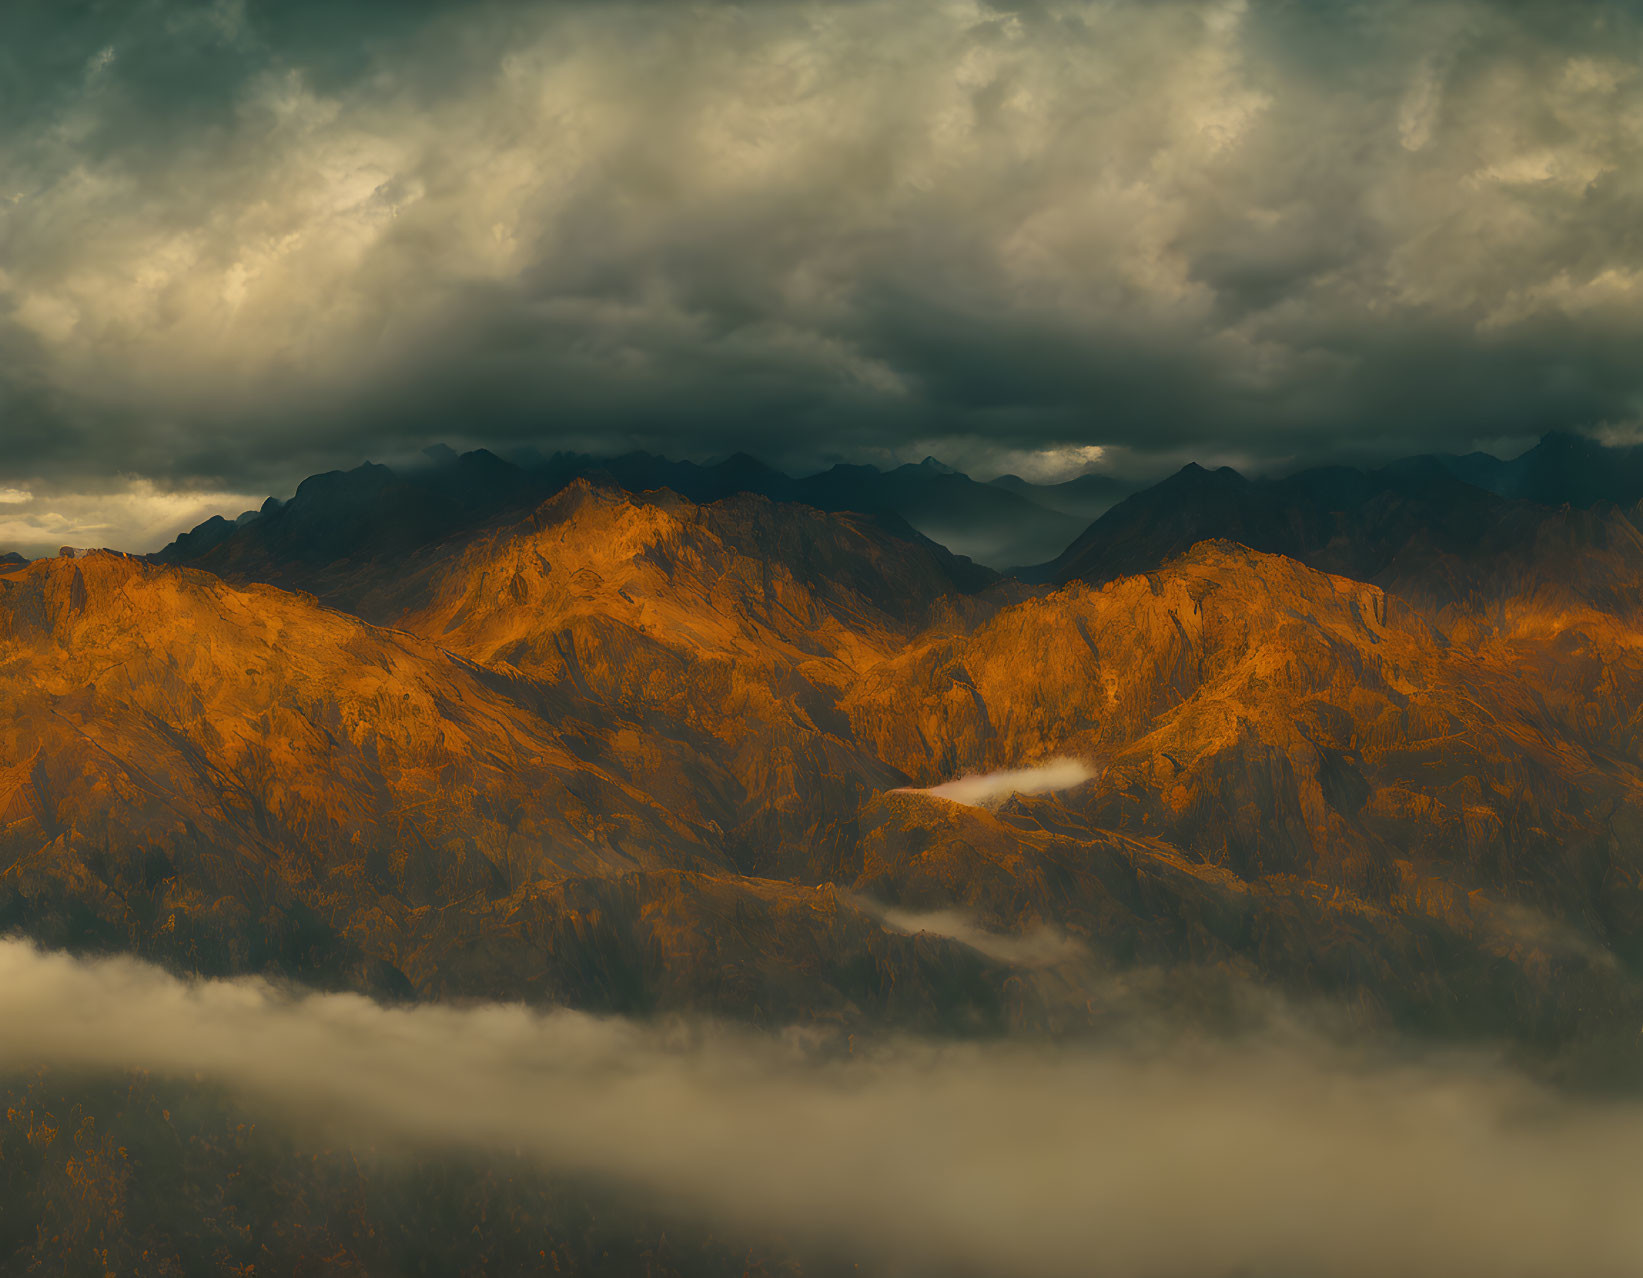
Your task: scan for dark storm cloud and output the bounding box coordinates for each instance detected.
[2,0,1642,547]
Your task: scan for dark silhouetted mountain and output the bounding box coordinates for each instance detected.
[151,499,271,563]
[1037,462,1257,582]
[1434,430,1643,508]
[520,450,1088,567]
[788,457,1087,567]
[1037,451,1643,647]
[151,449,543,581]
[156,446,1098,578]
[159,453,996,617]
[0,552,25,567]
[1042,456,1580,598]
[539,449,800,506]
[989,470,1135,521]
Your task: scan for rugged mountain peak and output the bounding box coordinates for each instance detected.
[1431,429,1643,509]
[1161,537,1397,620]
[289,460,397,506]
[713,451,788,486]
[153,445,1108,586]
[848,538,1416,789]
[1041,454,1550,610]
[378,480,996,674]
[1164,461,1247,488]
[1532,427,1602,459]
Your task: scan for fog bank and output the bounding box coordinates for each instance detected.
[0,939,1636,1278]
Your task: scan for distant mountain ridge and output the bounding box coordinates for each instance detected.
[1038,457,1512,589]
[152,446,1122,579]
[1033,433,1643,628]
[989,469,1134,520]
[1435,429,1643,507]
[15,428,1643,576]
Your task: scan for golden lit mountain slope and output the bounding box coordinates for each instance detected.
[377,480,991,664]
[844,542,1643,1068]
[364,482,1011,877]
[0,553,736,975]
[5,506,1643,1071]
[0,551,1030,1028]
[847,542,1437,783]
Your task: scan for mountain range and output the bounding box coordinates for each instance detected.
[6,430,1643,1083]
[147,445,1107,579]
[128,426,1643,586]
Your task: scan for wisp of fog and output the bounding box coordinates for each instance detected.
[852,895,1087,968]
[0,939,1636,1278]
[897,758,1095,808]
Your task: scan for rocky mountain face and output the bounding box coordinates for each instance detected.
[0,543,1007,1028]
[6,467,1643,1081]
[852,542,1643,1047]
[361,481,1010,882]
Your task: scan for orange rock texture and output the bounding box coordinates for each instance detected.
[3,483,1639,1070]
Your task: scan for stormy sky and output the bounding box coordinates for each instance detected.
[2,0,1641,552]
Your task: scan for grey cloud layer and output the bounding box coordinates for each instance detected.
[3,0,1641,506]
[1,939,1638,1278]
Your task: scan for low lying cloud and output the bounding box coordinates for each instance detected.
[1,939,1637,1278]
[899,757,1094,808]
[856,897,1086,968]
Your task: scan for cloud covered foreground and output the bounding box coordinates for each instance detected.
[0,940,1637,1277]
